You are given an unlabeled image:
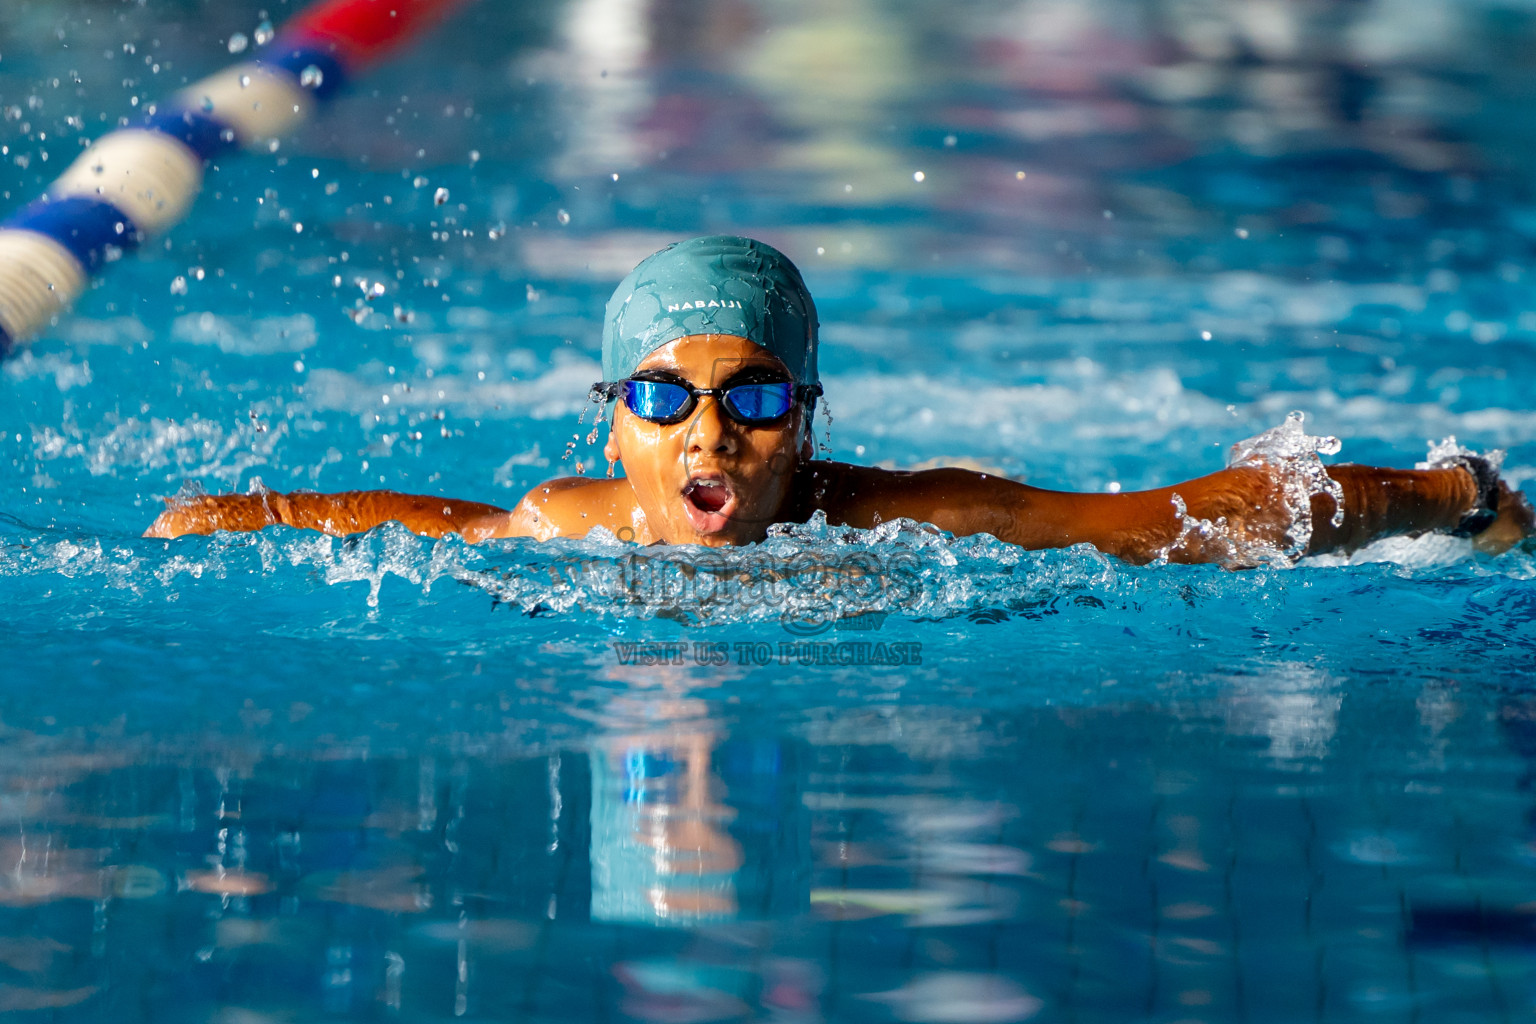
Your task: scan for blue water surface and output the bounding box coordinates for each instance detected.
[3,1,1536,1021]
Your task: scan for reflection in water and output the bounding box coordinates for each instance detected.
[588,674,810,926]
[0,669,1531,1020]
[591,708,744,922]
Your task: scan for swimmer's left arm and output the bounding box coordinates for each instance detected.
[812,461,1533,565]
[812,463,1278,563]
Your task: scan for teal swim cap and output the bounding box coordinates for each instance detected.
[601,235,819,385]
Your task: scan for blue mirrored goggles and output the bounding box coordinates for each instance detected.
[590,378,822,426]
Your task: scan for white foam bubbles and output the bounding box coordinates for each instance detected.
[171,312,319,355]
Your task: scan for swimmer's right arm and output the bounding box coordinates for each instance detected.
[143,476,630,542]
[144,490,514,541]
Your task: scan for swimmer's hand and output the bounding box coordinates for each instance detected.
[1471,480,1535,555]
[145,491,289,538]
[144,489,510,540]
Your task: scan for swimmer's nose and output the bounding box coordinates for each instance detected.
[685,396,736,455]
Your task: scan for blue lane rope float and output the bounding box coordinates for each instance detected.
[0,0,470,356]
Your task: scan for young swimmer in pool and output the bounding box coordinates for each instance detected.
[147,235,1534,564]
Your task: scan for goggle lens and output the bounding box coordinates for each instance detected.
[723,383,795,422]
[621,380,798,425]
[623,380,692,422]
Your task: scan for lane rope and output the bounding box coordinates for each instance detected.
[0,0,471,355]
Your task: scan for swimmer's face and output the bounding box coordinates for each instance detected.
[605,334,808,546]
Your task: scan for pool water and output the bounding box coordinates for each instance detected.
[4,0,1536,1020]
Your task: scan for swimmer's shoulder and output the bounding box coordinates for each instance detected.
[788,459,1038,532]
[785,460,887,520]
[464,476,642,542]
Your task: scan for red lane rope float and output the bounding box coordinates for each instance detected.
[0,0,473,356]
[284,0,471,71]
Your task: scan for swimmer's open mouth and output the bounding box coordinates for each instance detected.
[686,479,730,513]
[682,476,737,533]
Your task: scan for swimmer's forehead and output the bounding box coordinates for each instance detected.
[633,334,791,378]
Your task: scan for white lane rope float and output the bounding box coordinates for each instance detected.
[0,0,470,356]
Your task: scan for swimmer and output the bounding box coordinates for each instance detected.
[146,235,1534,565]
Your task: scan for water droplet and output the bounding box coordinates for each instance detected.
[299,65,323,90]
[1201,330,1213,341]
[944,134,958,147]
[433,187,449,206]
[413,176,429,189]
[200,96,215,112]
[611,172,619,181]
[239,74,251,89]
[1015,170,1026,180]
[227,33,249,54]
[469,149,480,164]
[556,208,570,225]
[253,20,274,46]
[170,276,187,295]
[912,171,925,182]
[1235,227,1250,239]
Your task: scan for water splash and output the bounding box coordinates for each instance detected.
[1417,436,1505,475]
[4,512,1534,677]
[1219,411,1346,563]
[563,391,609,473]
[816,395,834,458]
